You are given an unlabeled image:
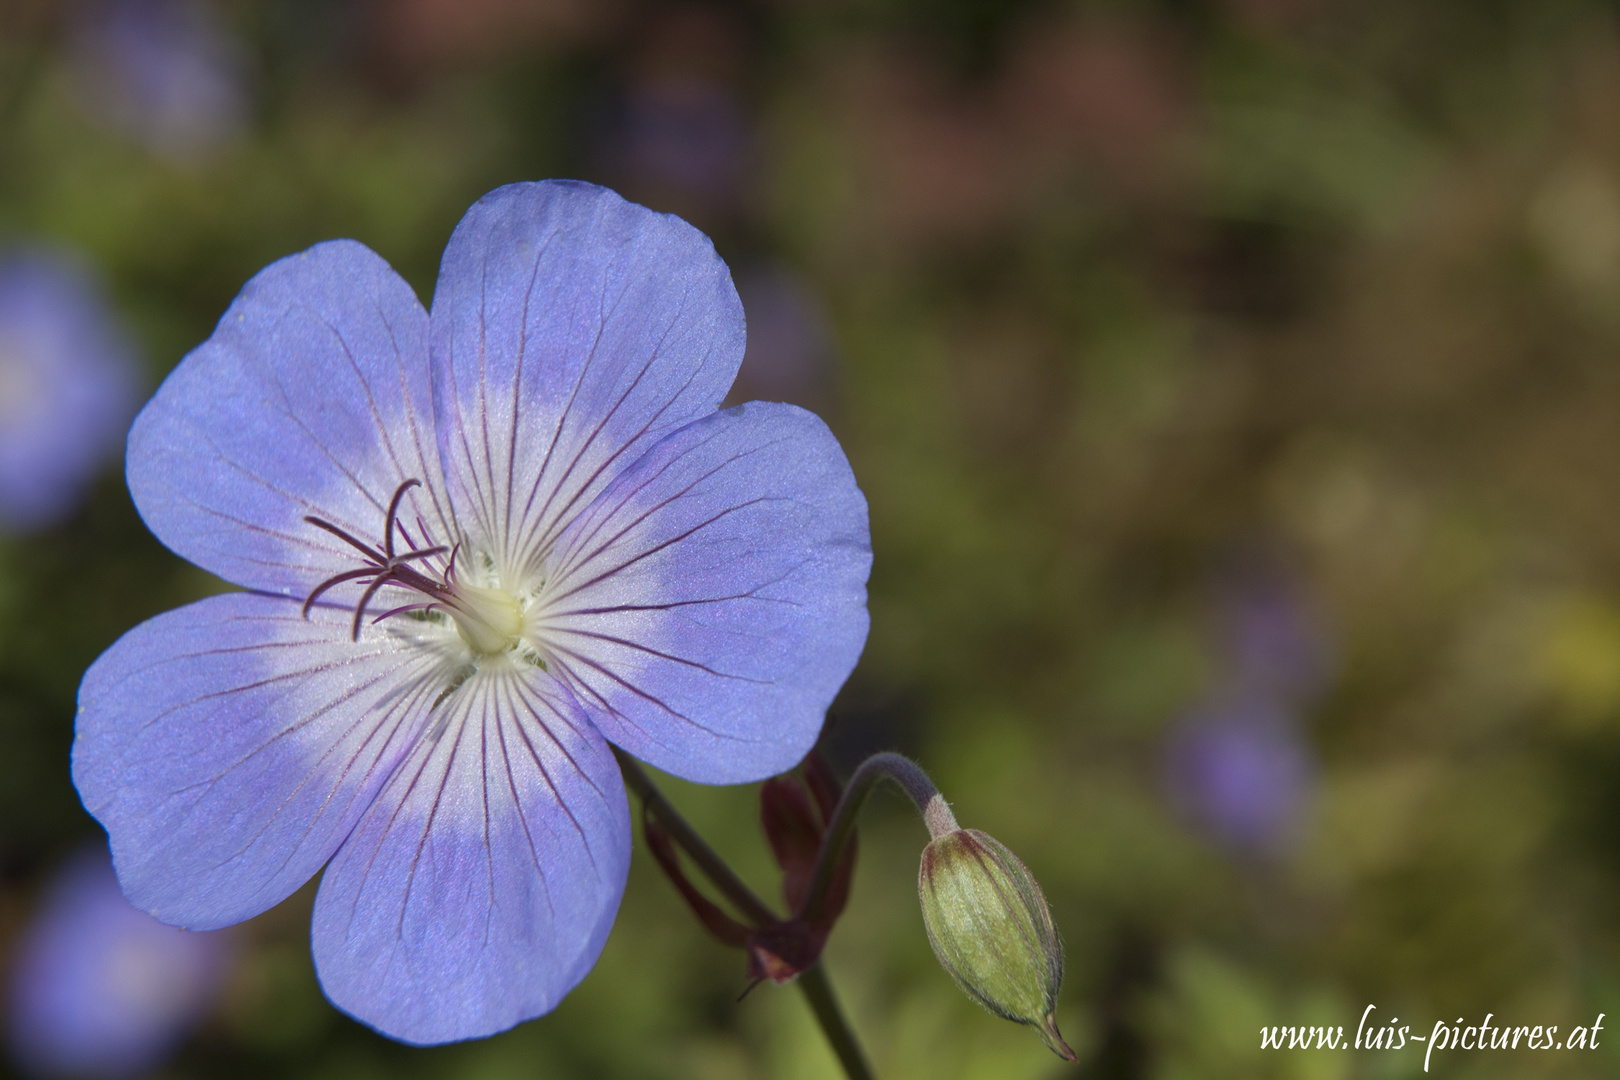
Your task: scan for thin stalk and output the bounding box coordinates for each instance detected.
[797,963,874,1080]
[611,747,879,1080]
[799,752,957,927]
[611,747,778,927]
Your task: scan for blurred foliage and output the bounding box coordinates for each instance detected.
[9,0,1620,1077]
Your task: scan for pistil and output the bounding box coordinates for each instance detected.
[443,582,523,655]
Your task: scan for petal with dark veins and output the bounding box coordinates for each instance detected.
[538,401,870,784]
[128,240,447,598]
[428,180,744,579]
[311,667,629,1045]
[73,593,448,929]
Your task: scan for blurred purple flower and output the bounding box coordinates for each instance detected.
[595,81,751,208]
[73,0,249,161]
[1217,571,1334,703]
[1163,701,1313,857]
[0,251,138,531]
[8,847,230,1079]
[729,262,837,410]
[72,181,871,1044]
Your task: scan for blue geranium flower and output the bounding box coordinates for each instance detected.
[72,181,871,1045]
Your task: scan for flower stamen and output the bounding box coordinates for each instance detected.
[302,478,452,641]
[303,480,528,657]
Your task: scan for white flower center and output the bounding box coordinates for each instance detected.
[444,579,525,656]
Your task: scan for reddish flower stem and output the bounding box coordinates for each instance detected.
[610,747,876,1080]
[611,747,778,927]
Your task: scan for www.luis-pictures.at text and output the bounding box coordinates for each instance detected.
[1261,1006,1607,1072]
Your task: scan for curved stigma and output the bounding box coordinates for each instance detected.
[301,478,452,640]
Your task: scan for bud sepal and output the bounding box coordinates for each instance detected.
[918,828,1075,1061]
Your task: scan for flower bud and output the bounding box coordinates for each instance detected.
[918,829,1074,1060]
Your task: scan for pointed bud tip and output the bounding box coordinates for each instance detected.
[1038,1012,1077,1061]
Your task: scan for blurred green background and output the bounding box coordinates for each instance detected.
[8,0,1620,1077]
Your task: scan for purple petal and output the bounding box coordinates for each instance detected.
[311,670,629,1045]
[428,180,744,579]
[127,240,448,597]
[537,402,870,783]
[73,593,445,929]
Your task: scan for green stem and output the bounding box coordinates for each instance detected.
[611,747,879,1080]
[797,963,875,1080]
[799,752,956,926]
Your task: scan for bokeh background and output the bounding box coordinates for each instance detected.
[5,0,1620,1077]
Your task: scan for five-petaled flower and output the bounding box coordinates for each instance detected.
[71,180,871,1045]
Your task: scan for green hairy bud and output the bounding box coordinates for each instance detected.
[918,827,1074,1060]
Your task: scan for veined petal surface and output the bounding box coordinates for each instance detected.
[429,180,745,579]
[127,241,447,596]
[311,668,629,1045]
[73,593,450,930]
[538,402,871,783]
